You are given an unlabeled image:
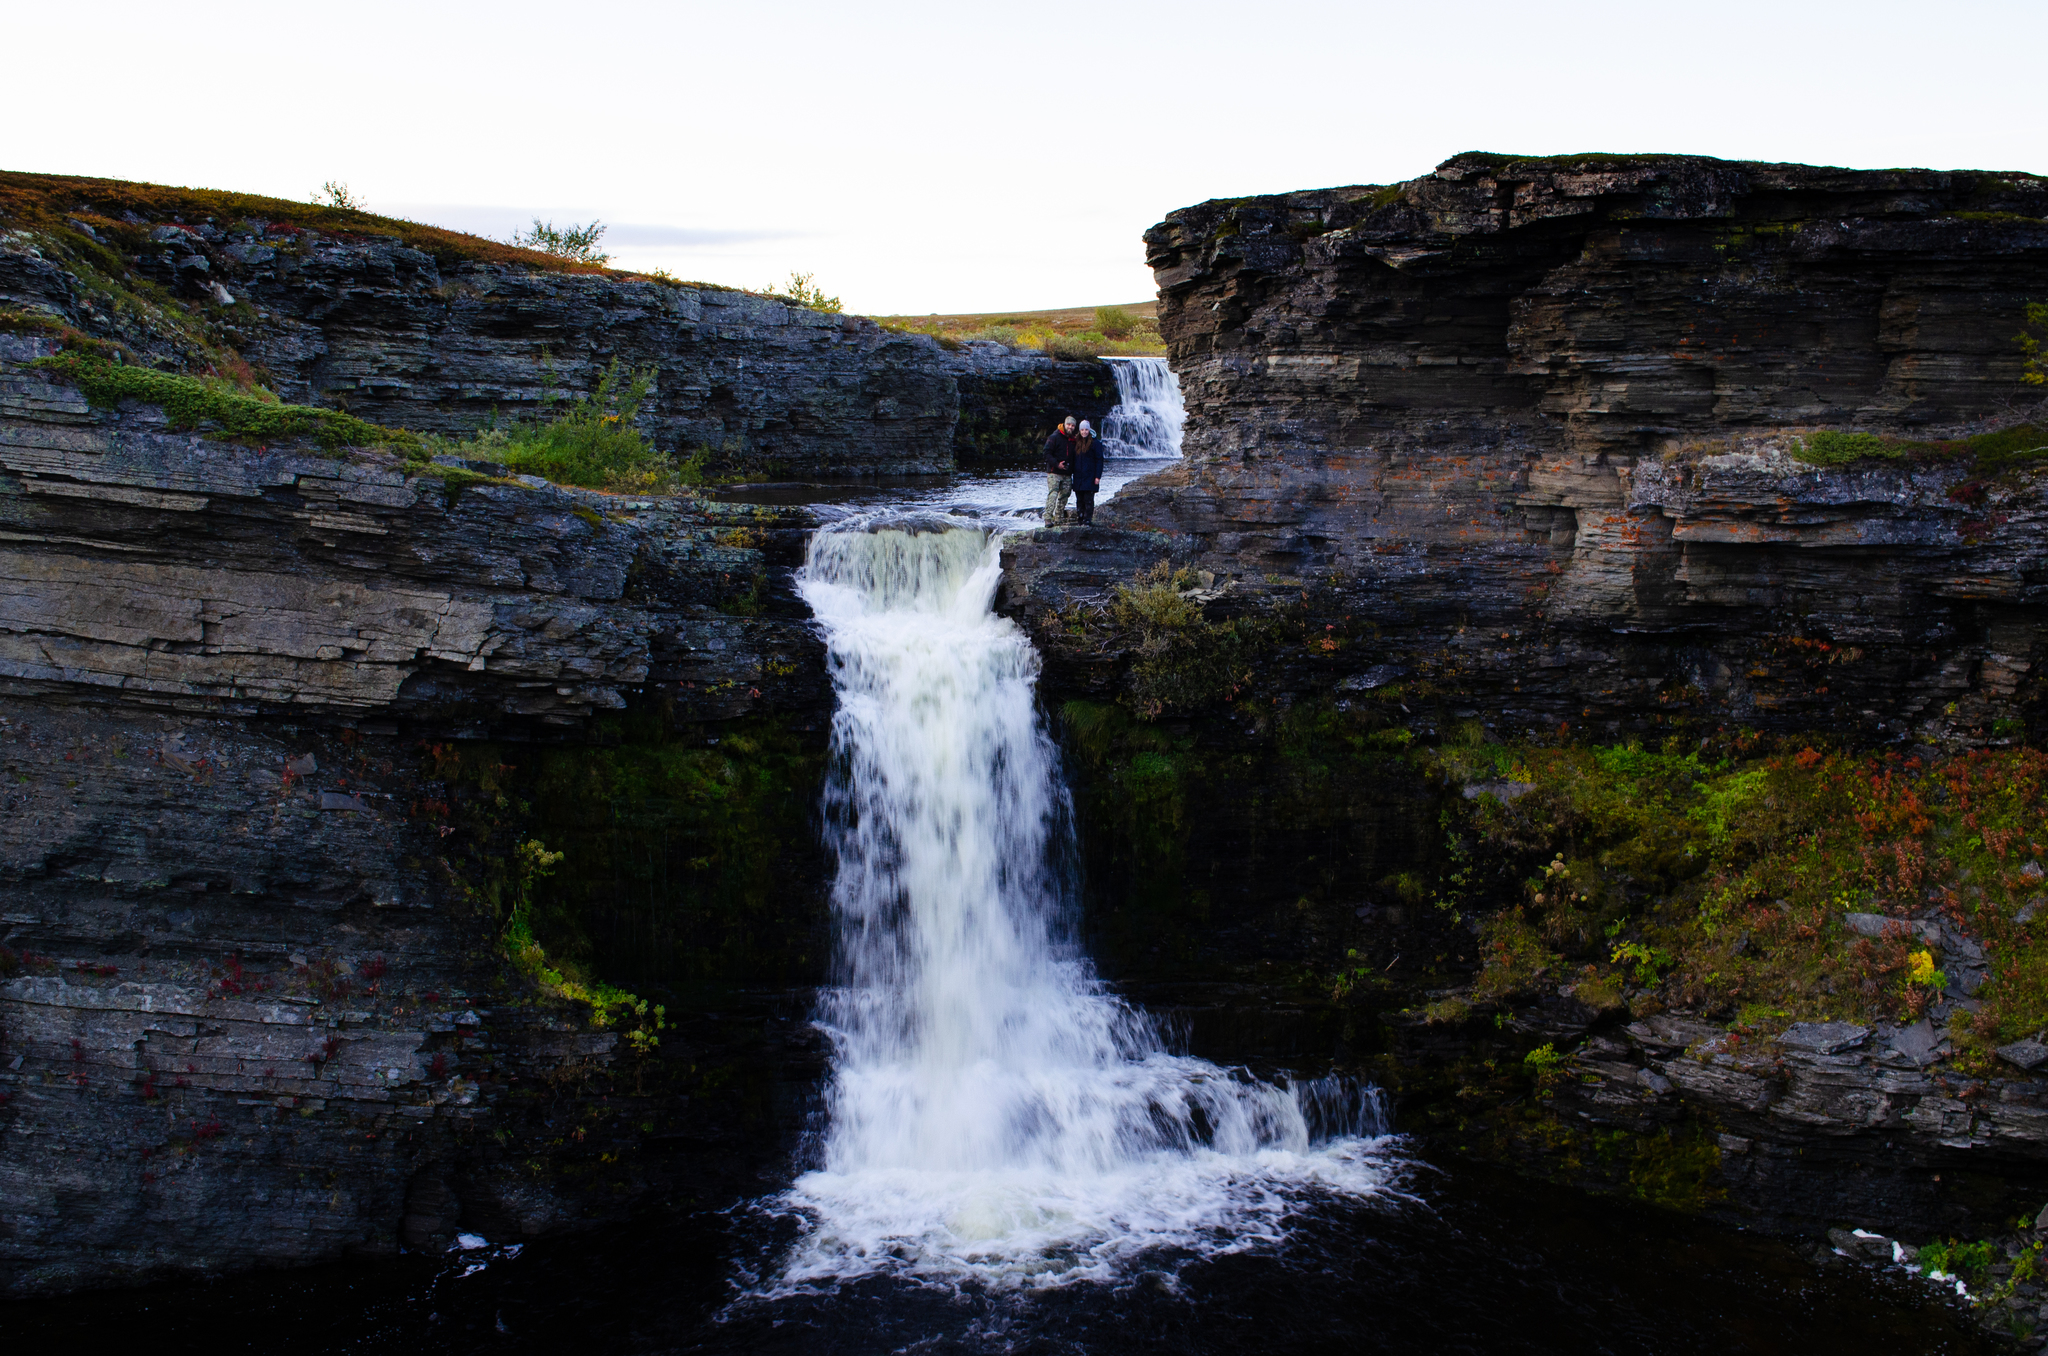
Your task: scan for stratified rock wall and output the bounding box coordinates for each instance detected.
[1007,154,2048,744]
[0,209,1114,476]
[0,332,833,1294]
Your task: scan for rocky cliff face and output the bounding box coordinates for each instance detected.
[1006,154,2048,745]
[1001,156,2048,1248]
[0,173,1115,476]
[0,331,836,1294]
[0,173,1118,1296]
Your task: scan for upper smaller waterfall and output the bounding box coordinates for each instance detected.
[1099,357,1185,460]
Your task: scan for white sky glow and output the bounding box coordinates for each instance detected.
[7,0,2042,313]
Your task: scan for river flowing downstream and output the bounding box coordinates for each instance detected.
[768,516,1394,1291]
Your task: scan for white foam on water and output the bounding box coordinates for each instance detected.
[1100,357,1185,460]
[764,516,1398,1293]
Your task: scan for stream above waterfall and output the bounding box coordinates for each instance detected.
[706,356,1184,520]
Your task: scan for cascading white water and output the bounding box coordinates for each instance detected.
[1099,356,1186,460]
[769,513,1397,1291]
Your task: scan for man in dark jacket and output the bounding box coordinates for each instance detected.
[1071,419,1104,525]
[1042,416,1077,526]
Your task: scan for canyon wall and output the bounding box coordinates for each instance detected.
[0,333,835,1294]
[0,173,1115,476]
[1006,153,2048,744]
[1003,155,2048,1246]
[0,174,1116,1295]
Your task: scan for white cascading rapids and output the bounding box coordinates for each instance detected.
[772,514,1395,1291]
[1099,357,1186,460]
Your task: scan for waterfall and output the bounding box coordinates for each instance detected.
[1099,357,1185,460]
[770,514,1395,1292]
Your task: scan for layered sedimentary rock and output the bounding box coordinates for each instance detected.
[1005,154,2048,744]
[1001,155,2048,1244]
[0,181,1114,475]
[0,333,832,1294]
[0,336,826,724]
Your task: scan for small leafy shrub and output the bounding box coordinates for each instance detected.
[1920,1237,1999,1282]
[312,181,365,211]
[510,219,610,265]
[1044,333,1098,361]
[450,358,677,490]
[1109,563,1272,718]
[1094,306,1137,338]
[2020,300,2048,386]
[965,325,1020,347]
[760,270,841,314]
[1611,940,1674,984]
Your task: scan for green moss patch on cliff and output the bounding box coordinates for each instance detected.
[1057,695,1447,981]
[33,349,422,453]
[422,704,830,1002]
[1790,423,2048,471]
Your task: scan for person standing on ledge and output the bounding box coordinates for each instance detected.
[1072,419,1103,526]
[1042,415,1077,527]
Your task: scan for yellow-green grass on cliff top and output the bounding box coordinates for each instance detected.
[874,301,1165,357]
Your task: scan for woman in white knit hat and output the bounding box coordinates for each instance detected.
[1071,420,1103,526]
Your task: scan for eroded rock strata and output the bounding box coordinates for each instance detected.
[1004,155,2048,1254]
[0,172,1115,475]
[1006,153,2048,744]
[0,334,833,1294]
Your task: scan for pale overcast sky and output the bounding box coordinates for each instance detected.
[8,0,2043,314]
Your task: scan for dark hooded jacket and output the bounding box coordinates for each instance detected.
[1042,427,1076,474]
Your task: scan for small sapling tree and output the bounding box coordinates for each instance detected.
[511,220,611,266]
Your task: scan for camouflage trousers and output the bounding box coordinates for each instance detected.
[1044,473,1072,526]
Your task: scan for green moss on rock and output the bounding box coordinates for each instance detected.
[33,350,422,453]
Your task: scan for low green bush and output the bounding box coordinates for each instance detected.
[760,270,841,314]
[1094,306,1137,338]
[441,358,679,490]
[509,219,610,266]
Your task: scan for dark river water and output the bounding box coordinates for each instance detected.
[8,1154,1990,1354]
